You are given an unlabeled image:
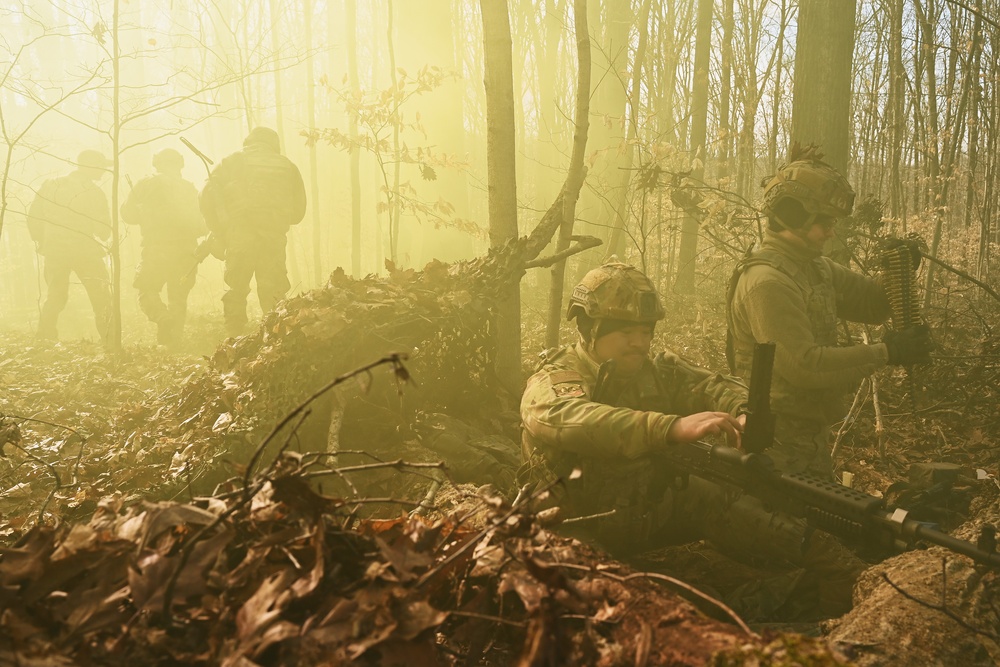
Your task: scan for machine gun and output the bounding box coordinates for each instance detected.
[665,441,1000,569]
[668,340,997,568]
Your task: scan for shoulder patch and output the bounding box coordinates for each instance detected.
[547,369,587,399]
[552,383,586,398]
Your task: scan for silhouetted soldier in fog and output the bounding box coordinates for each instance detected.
[199,127,306,336]
[27,150,113,343]
[121,148,206,347]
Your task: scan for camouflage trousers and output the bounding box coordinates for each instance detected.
[522,451,862,618]
[134,245,197,343]
[222,230,290,336]
[38,250,111,342]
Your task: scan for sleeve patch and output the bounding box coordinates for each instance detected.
[552,383,586,398]
[548,370,585,385]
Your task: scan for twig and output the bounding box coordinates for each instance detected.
[161,480,264,620]
[8,442,61,525]
[415,480,559,589]
[448,609,527,627]
[923,252,1000,304]
[553,561,754,637]
[831,378,870,460]
[882,570,997,640]
[241,354,409,493]
[872,373,885,458]
[9,414,84,437]
[562,509,616,524]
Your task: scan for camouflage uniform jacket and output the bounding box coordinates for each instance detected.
[729,232,891,430]
[121,173,206,249]
[27,172,111,257]
[521,341,747,521]
[199,144,306,236]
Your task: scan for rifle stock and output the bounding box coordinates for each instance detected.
[665,441,1000,569]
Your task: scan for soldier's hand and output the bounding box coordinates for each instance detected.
[884,324,934,365]
[668,412,745,448]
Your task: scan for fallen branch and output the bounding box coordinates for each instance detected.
[523,235,602,269]
[923,252,1000,304]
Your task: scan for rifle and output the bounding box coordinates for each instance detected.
[742,342,776,454]
[665,440,1000,569]
[180,136,225,276]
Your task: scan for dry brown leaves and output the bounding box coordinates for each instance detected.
[0,453,822,666]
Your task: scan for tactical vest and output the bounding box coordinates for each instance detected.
[222,150,299,229]
[130,176,201,244]
[725,245,838,418]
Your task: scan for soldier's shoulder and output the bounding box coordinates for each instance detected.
[533,345,584,373]
[525,347,588,395]
[738,251,800,290]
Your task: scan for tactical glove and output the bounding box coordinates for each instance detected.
[883,238,923,271]
[884,324,934,365]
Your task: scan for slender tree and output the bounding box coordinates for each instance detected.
[545,0,591,348]
[789,0,856,174]
[673,0,712,294]
[480,0,520,391]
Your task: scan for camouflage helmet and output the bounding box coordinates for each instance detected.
[152,148,184,172]
[76,150,111,170]
[244,126,281,152]
[762,158,855,229]
[567,262,665,324]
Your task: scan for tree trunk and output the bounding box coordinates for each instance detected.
[345,0,363,277]
[387,0,402,266]
[304,0,322,284]
[270,0,303,290]
[915,0,943,310]
[545,0,591,349]
[480,0,521,392]
[110,0,122,352]
[965,2,982,232]
[768,0,789,175]
[789,0,856,175]
[605,0,652,261]
[888,0,905,223]
[673,0,712,294]
[718,0,734,182]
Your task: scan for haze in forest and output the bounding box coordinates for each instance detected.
[0,0,994,351]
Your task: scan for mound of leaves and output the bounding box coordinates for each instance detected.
[1,244,539,532]
[0,448,853,667]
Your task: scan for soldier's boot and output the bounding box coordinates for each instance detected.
[155,317,185,350]
[36,309,60,341]
[222,287,249,337]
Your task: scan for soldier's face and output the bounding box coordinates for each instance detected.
[592,324,653,375]
[802,216,836,251]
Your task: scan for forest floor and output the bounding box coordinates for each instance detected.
[1,267,1000,665]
